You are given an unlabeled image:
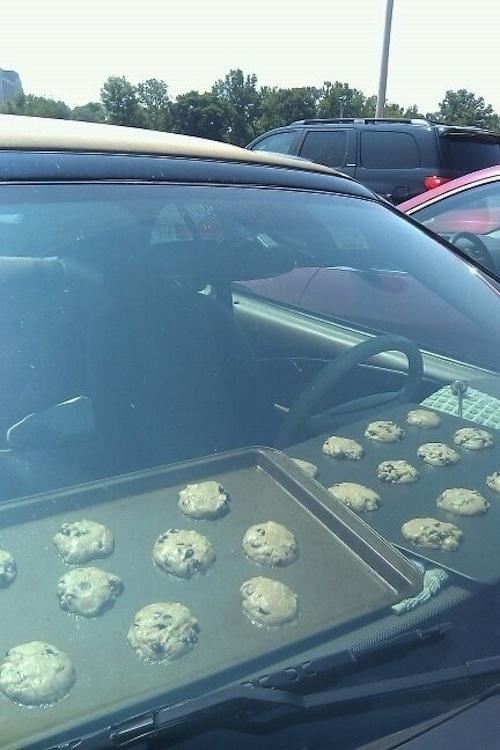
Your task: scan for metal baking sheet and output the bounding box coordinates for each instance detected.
[290,403,500,583]
[0,446,420,750]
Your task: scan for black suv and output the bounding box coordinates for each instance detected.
[247,118,500,203]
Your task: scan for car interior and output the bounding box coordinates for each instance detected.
[1,183,500,501]
[3,180,500,749]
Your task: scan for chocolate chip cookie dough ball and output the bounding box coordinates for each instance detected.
[128,603,199,662]
[153,529,215,579]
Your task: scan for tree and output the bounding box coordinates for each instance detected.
[317,81,367,119]
[71,102,106,123]
[169,91,230,141]
[213,69,261,145]
[1,93,71,119]
[137,78,170,130]
[100,76,143,127]
[403,104,423,119]
[429,89,500,130]
[257,87,319,132]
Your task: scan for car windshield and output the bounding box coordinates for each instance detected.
[411,178,500,237]
[2,181,500,747]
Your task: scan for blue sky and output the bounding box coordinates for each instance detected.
[3,0,499,113]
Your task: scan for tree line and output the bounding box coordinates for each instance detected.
[1,69,499,146]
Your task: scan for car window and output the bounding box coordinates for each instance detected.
[239,196,500,370]
[360,131,421,169]
[250,130,297,154]
[439,136,500,171]
[2,184,499,447]
[299,130,348,168]
[3,179,500,749]
[411,179,500,235]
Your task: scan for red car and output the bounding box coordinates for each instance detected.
[399,165,500,272]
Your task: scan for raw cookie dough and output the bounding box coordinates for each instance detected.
[0,549,16,588]
[178,481,230,520]
[242,521,298,567]
[417,442,460,466]
[453,427,494,450]
[365,420,405,443]
[437,488,489,517]
[322,436,364,460]
[407,409,441,429]
[53,519,114,564]
[240,576,298,627]
[291,458,318,478]
[153,529,215,579]
[377,460,419,484]
[486,471,500,493]
[127,602,199,662]
[0,642,75,705]
[401,517,463,551]
[57,566,123,617]
[327,482,380,512]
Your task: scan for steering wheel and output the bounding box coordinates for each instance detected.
[449,232,496,273]
[275,334,423,447]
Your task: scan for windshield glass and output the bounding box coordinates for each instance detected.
[2,182,500,747]
[412,179,500,236]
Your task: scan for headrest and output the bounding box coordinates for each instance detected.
[153,239,297,281]
[131,239,295,283]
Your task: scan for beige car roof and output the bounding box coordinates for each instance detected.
[0,114,339,175]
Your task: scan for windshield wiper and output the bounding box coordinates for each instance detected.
[80,623,449,748]
[103,648,500,748]
[244,621,453,690]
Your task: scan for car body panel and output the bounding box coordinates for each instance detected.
[0,149,374,197]
[400,164,500,213]
[0,114,346,176]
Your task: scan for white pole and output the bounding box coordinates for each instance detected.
[375,0,394,118]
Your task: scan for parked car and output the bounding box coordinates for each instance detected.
[247,118,500,203]
[3,115,500,750]
[399,164,500,273]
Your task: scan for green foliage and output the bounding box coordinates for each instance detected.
[169,91,230,141]
[5,74,500,140]
[429,89,500,130]
[137,78,170,130]
[71,102,106,123]
[317,81,367,118]
[100,76,143,127]
[213,69,261,145]
[1,93,71,119]
[403,104,423,119]
[258,87,319,131]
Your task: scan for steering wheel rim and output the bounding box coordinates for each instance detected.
[449,232,495,273]
[274,334,423,447]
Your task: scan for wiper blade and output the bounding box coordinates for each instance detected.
[100,623,451,747]
[246,622,452,689]
[107,649,500,746]
[49,624,454,748]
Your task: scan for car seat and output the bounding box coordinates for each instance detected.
[85,245,278,474]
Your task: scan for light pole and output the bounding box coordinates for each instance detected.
[375,0,394,118]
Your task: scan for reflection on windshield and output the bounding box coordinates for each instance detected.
[1,183,500,748]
